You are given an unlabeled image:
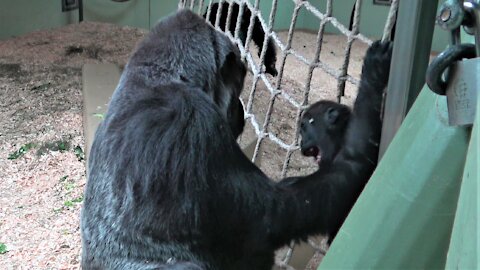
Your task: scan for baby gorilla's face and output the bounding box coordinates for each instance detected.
[300,101,351,165]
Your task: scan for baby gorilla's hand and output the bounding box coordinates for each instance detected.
[362,41,393,89]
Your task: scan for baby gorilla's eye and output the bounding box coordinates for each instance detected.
[308,118,314,124]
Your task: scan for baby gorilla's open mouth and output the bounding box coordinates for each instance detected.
[302,146,322,165]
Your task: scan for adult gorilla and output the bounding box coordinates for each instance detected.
[81,9,392,270]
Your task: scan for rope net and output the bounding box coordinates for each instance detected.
[179,0,397,268]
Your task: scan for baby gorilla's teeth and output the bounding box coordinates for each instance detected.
[315,154,322,164]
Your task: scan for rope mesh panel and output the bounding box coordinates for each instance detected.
[178,0,398,268]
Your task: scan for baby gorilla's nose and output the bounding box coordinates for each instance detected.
[302,146,319,158]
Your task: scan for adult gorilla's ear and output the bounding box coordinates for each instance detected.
[221,52,236,74]
[220,52,247,138]
[224,51,237,65]
[219,51,245,97]
[221,52,246,84]
[324,107,340,126]
[228,98,245,139]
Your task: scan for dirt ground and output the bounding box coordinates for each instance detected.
[0,21,368,269]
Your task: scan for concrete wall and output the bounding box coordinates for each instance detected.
[0,0,450,52]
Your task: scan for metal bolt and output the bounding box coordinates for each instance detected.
[440,7,452,22]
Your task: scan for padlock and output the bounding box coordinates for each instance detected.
[449,0,480,126]
[426,43,477,126]
[426,0,480,126]
[444,58,479,125]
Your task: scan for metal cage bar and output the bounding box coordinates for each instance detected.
[379,0,438,158]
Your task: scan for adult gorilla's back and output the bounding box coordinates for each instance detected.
[81,9,249,269]
[81,9,389,270]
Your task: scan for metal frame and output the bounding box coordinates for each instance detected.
[379,0,439,158]
[445,98,479,269]
[61,0,79,12]
[373,0,393,6]
[445,25,479,270]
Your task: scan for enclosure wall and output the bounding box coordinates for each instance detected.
[0,0,449,51]
[0,0,78,39]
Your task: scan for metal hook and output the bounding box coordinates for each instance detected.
[426,43,476,95]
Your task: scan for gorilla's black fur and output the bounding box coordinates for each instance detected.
[156,262,203,270]
[297,41,392,243]
[81,8,392,270]
[300,101,352,165]
[204,2,278,76]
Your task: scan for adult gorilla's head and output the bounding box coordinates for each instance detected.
[126,9,247,138]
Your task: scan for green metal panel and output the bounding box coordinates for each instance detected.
[444,102,478,269]
[445,76,479,268]
[319,86,469,269]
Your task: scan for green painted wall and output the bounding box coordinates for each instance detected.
[175,0,295,31]
[83,0,150,29]
[84,0,179,29]
[300,0,449,52]
[0,0,78,39]
[0,0,178,40]
[150,1,181,28]
[257,0,296,31]
[0,0,451,52]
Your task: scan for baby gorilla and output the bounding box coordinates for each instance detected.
[297,41,392,243]
[300,101,351,165]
